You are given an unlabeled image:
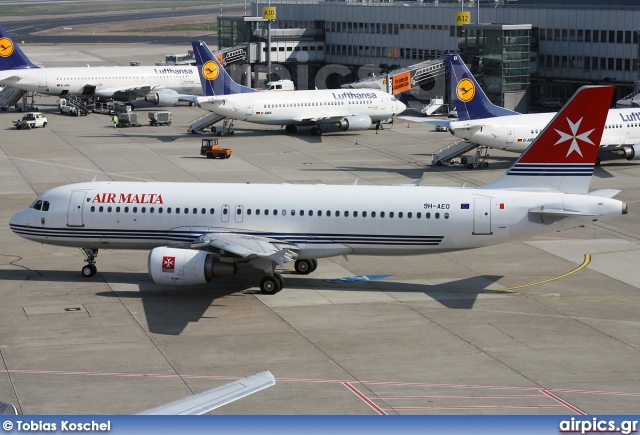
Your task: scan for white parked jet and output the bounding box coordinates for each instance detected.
[0,24,201,106]
[10,86,627,294]
[446,54,640,163]
[192,40,406,135]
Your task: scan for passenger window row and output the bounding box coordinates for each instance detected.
[89,206,450,220]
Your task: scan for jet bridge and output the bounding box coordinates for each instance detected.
[341,59,446,95]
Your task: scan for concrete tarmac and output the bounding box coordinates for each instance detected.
[1,45,640,415]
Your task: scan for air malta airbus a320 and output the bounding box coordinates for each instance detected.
[0,24,201,106]
[446,54,640,164]
[192,40,406,135]
[10,86,627,294]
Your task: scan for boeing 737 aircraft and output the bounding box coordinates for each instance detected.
[446,54,640,163]
[0,24,201,106]
[192,41,406,135]
[10,86,627,294]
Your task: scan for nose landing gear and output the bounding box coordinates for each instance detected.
[81,248,98,277]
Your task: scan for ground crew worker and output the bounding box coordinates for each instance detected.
[112,114,119,128]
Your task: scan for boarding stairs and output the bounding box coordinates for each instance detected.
[62,94,91,115]
[0,86,26,110]
[432,141,482,166]
[187,112,226,134]
[421,98,446,116]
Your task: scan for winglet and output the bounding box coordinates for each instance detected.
[482,85,614,194]
[0,24,39,71]
[445,54,518,121]
[191,40,257,97]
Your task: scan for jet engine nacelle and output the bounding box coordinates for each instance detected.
[145,90,180,106]
[619,144,640,160]
[148,247,237,287]
[338,114,372,131]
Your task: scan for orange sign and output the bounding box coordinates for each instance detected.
[392,71,411,93]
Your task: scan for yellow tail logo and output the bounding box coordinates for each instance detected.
[202,60,219,81]
[456,78,475,103]
[0,37,14,58]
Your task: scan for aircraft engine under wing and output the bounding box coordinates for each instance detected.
[138,371,276,415]
[145,89,180,106]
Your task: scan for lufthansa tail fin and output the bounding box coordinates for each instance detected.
[481,86,614,194]
[445,54,517,121]
[191,40,257,97]
[0,24,39,71]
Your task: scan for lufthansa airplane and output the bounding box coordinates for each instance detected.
[10,86,627,294]
[192,40,406,135]
[0,24,201,106]
[446,54,640,163]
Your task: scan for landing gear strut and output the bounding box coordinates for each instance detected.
[81,248,98,277]
[375,122,384,130]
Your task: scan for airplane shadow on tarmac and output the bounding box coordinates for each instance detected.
[0,267,503,335]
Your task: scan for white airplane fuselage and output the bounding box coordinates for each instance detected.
[0,65,202,98]
[9,182,623,259]
[449,108,640,152]
[199,89,405,126]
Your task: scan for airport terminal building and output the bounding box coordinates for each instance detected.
[247,0,640,109]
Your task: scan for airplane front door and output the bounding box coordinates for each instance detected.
[472,197,492,235]
[221,204,230,222]
[67,191,86,227]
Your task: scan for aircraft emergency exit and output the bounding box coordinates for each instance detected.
[446,54,640,163]
[0,24,201,106]
[192,41,406,135]
[10,86,627,294]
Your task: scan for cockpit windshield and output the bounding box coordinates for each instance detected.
[30,199,50,211]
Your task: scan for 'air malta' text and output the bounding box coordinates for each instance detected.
[91,193,164,204]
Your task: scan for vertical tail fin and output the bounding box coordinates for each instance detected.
[191,41,257,96]
[0,24,39,71]
[445,54,517,121]
[482,85,614,194]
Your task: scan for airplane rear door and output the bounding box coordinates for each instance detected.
[472,196,492,235]
[235,205,244,223]
[246,101,253,116]
[38,70,47,89]
[67,191,86,227]
[506,128,514,143]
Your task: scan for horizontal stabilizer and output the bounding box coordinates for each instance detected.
[528,205,596,218]
[588,189,621,198]
[138,371,276,415]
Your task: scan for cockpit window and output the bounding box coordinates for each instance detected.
[30,200,50,211]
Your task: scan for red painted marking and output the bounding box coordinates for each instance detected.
[541,389,586,415]
[343,382,387,415]
[384,405,565,411]
[377,394,547,400]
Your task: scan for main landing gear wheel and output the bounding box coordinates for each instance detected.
[310,127,322,136]
[285,124,298,134]
[375,123,384,130]
[596,156,601,166]
[260,273,283,295]
[294,259,318,275]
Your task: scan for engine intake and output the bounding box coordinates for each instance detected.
[337,114,372,131]
[148,247,237,286]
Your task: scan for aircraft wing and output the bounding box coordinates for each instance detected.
[400,116,451,128]
[600,137,640,148]
[93,85,153,98]
[184,232,299,266]
[0,75,22,85]
[137,371,276,415]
